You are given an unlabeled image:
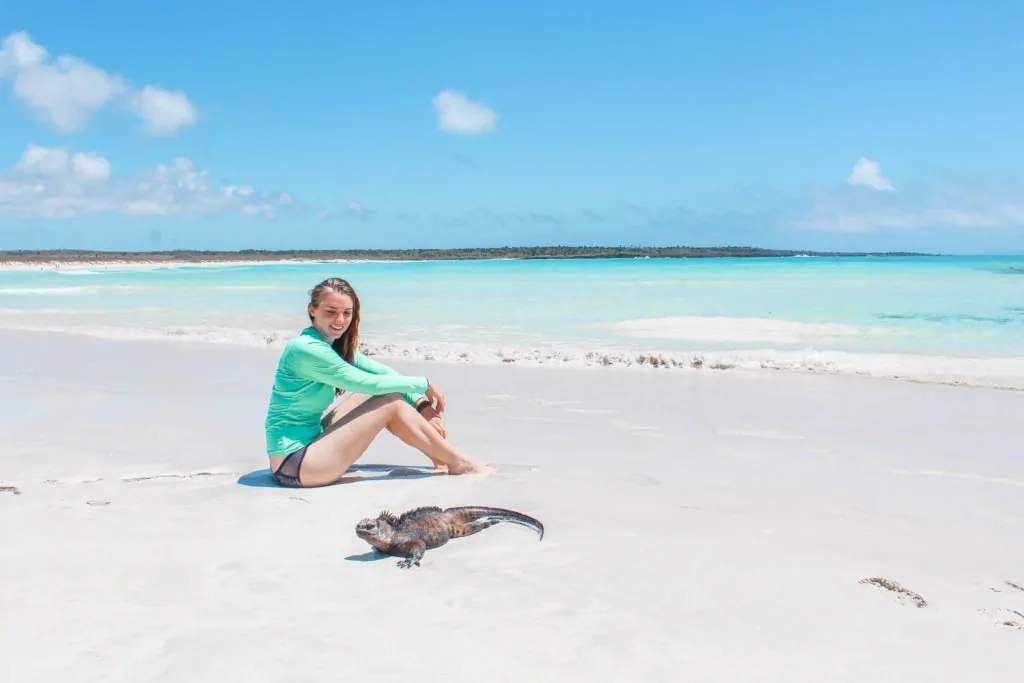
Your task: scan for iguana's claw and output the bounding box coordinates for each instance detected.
[396,559,420,569]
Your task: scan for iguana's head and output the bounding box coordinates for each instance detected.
[355,511,397,545]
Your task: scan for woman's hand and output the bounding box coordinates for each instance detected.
[428,415,447,439]
[417,401,447,439]
[423,380,446,414]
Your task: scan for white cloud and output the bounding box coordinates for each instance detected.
[348,201,363,214]
[14,144,69,175]
[432,90,498,134]
[70,152,112,184]
[0,31,197,136]
[130,85,197,136]
[847,157,894,191]
[13,144,111,184]
[0,31,45,73]
[223,184,255,198]
[0,144,290,219]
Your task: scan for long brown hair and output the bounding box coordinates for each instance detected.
[308,277,361,363]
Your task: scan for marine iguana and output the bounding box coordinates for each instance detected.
[355,505,544,568]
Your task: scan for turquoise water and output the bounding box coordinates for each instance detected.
[2,255,1023,384]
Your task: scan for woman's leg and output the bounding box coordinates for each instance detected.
[379,399,485,473]
[323,393,449,472]
[321,392,375,428]
[298,393,488,487]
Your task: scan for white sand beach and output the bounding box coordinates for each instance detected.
[2,330,1023,681]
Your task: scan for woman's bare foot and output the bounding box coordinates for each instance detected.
[447,458,495,475]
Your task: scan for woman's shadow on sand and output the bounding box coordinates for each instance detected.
[238,394,450,489]
[236,463,442,488]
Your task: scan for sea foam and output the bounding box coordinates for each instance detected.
[2,320,1022,391]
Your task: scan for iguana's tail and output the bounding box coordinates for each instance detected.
[446,506,545,540]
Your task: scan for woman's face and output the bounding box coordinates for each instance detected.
[309,291,354,342]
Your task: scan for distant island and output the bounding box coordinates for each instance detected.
[0,246,933,265]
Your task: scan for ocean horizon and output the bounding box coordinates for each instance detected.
[3,254,1023,389]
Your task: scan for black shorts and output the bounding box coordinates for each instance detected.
[272,445,308,487]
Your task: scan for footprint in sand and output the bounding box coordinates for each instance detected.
[1,485,21,496]
[858,577,928,608]
[86,499,111,507]
[979,607,1024,632]
[989,580,1024,594]
[43,477,103,485]
[122,471,237,483]
[971,581,1024,634]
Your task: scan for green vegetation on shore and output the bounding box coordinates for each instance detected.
[0,246,931,264]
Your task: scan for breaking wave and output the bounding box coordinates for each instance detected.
[1,320,1022,391]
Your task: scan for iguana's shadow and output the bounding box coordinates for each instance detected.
[236,463,442,488]
[344,548,390,563]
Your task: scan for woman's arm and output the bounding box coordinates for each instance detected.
[351,350,446,436]
[352,350,428,408]
[289,341,428,398]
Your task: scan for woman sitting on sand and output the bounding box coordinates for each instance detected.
[264,277,490,487]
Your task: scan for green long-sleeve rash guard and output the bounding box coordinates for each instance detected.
[264,327,428,455]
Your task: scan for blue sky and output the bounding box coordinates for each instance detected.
[1,0,1023,254]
